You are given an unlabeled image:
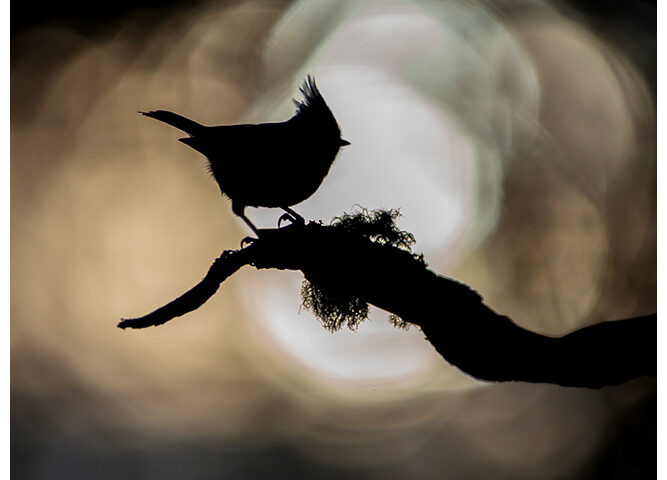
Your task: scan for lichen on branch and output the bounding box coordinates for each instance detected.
[299,208,418,332]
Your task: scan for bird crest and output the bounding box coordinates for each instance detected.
[292,76,332,118]
[291,75,346,147]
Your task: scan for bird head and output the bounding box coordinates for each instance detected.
[292,76,350,152]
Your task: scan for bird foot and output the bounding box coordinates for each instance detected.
[278,213,305,228]
[240,236,257,248]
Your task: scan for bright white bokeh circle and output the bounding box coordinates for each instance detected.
[241,0,516,386]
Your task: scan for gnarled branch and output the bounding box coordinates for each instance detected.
[119,221,656,388]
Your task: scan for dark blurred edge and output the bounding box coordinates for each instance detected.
[11,0,655,90]
[10,0,654,35]
[10,0,300,37]
[10,0,207,37]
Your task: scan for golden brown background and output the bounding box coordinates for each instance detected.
[12,0,655,478]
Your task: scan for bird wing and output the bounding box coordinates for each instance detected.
[183,122,294,168]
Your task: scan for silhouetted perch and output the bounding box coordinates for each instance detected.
[120,217,655,389]
[119,249,250,329]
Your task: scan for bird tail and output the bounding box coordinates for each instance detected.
[139,110,204,136]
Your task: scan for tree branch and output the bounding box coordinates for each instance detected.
[118,249,251,329]
[119,221,656,388]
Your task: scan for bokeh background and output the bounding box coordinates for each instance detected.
[11,0,655,478]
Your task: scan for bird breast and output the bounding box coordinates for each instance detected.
[208,145,338,209]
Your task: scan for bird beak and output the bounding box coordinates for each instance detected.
[339,139,351,147]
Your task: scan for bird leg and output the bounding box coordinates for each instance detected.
[278,206,305,228]
[237,212,260,235]
[239,219,259,247]
[232,202,261,246]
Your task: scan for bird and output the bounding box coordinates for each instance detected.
[140,76,350,236]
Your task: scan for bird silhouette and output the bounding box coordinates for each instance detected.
[140,76,350,236]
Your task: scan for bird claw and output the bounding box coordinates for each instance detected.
[240,236,257,248]
[278,213,305,228]
[277,213,292,228]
